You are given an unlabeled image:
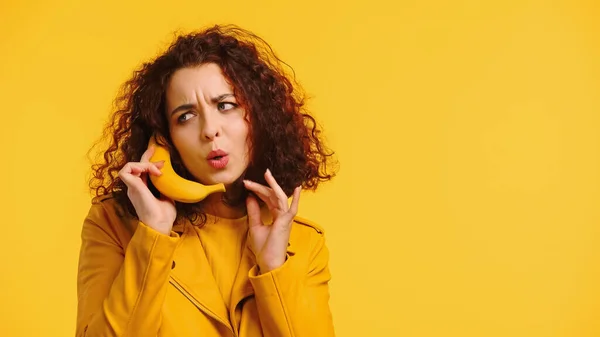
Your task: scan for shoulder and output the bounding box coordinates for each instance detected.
[288,215,327,252]
[88,192,123,217]
[288,215,330,263]
[292,215,326,236]
[84,192,138,238]
[85,193,113,222]
[88,193,125,221]
[91,193,116,204]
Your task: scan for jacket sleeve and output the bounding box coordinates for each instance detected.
[248,231,335,337]
[75,202,180,337]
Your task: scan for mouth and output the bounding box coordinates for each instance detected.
[207,150,229,169]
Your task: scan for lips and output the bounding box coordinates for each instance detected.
[207,149,228,160]
[207,149,229,169]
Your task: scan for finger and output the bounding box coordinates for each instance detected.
[275,186,302,229]
[129,162,163,177]
[243,180,275,204]
[120,170,148,192]
[141,163,162,184]
[120,163,161,187]
[137,161,163,178]
[264,169,289,208]
[140,144,155,163]
[245,195,263,228]
[288,186,301,216]
[119,163,163,205]
[150,161,164,176]
[119,163,146,185]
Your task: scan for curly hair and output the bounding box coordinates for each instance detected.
[87,24,338,226]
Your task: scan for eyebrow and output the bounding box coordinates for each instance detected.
[170,93,235,116]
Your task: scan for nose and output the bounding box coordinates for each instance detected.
[201,111,221,140]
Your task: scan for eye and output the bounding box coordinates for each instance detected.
[217,102,237,111]
[177,111,194,123]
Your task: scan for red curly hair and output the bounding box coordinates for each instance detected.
[87,24,338,226]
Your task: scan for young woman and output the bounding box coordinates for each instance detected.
[76,24,338,337]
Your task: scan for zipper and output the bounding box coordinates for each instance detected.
[168,277,235,336]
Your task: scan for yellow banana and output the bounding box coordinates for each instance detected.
[147,135,226,203]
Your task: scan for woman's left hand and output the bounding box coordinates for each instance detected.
[244,169,301,274]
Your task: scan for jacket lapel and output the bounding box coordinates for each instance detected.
[169,221,230,328]
[228,208,297,329]
[229,243,256,312]
[168,208,298,333]
[229,238,298,310]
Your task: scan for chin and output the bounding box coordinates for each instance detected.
[202,170,243,186]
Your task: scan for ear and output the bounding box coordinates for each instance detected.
[147,133,227,203]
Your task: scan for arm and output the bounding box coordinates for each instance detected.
[249,233,335,337]
[75,202,179,337]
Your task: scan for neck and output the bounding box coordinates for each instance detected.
[202,192,247,219]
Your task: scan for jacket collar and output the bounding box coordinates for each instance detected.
[169,207,295,330]
[169,222,230,327]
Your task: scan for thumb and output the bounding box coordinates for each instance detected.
[246,195,263,228]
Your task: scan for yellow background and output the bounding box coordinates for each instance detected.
[1,0,599,336]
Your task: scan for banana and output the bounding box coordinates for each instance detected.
[147,135,226,203]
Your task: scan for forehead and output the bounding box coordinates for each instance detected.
[166,63,233,102]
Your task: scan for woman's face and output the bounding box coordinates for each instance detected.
[165,63,251,187]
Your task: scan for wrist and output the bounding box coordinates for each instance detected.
[142,220,173,236]
[258,255,287,274]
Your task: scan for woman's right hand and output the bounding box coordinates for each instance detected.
[118,144,177,235]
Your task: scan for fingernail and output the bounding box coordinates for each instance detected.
[266,168,271,175]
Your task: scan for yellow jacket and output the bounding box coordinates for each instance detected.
[75,194,335,336]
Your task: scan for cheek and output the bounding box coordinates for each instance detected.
[232,130,251,166]
[170,131,194,163]
[239,124,251,158]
